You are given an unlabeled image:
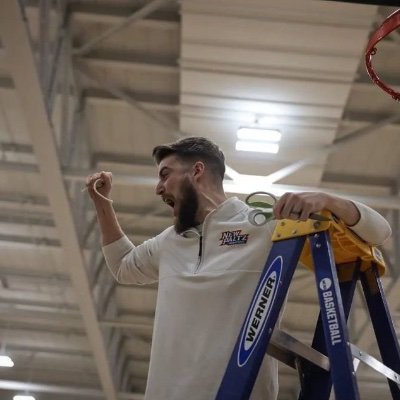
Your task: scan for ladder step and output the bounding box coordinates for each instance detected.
[350,343,400,385]
[268,328,329,371]
[269,330,400,386]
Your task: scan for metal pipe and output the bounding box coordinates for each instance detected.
[74,0,171,56]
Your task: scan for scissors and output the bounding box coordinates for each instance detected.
[245,191,330,226]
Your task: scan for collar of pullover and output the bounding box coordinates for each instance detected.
[180,197,247,238]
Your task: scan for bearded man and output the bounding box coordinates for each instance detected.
[86,136,391,400]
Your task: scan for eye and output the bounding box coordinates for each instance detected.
[159,172,167,182]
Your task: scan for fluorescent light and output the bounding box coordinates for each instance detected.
[237,127,281,142]
[236,140,279,154]
[0,355,14,367]
[13,396,36,400]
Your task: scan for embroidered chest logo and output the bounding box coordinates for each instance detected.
[219,230,249,246]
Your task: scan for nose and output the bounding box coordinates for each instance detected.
[155,180,164,195]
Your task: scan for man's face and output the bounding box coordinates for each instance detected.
[156,155,199,233]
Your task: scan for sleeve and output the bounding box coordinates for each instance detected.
[347,201,392,246]
[102,233,162,285]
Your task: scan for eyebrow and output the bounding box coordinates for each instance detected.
[158,166,170,178]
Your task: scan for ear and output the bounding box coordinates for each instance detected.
[192,161,205,180]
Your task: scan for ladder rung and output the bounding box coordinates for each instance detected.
[268,330,400,386]
[350,343,400,385]
[268,329,329,371]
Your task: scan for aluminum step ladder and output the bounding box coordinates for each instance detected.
[216,212,400,400]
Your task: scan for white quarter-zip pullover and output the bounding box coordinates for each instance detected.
[103,197,391,400]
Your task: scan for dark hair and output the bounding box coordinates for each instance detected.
[152,137,225,181]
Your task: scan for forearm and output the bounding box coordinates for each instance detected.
[345,200,391,245]
[324,194,360,226]
[325,194,391,245]
[94,200,125,246]
[102,229,161,285]
[274,191,391,245]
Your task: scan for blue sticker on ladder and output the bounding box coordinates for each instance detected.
[237,256,282,367]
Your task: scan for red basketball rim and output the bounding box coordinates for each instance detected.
[365,9,400,101]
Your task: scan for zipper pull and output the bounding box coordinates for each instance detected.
[198,235,203,259]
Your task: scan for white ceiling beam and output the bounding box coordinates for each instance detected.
[0,76,178,112]
[0,233,60,247]
[6,343,92,357]
[322,172,395,188]
[0,160,39,173]
[0,325,89,350]
[355,76,400,87]
[0,206,169,232]
[0,142,33,153]
[77,53,179,74]
[68,168,400,210]
[0,313,156,333]
[0,266,68,281]
[180,56,356,82]
[263,113,400,183]
[0,295,77,312]
[0,191,164,224]
[0,195,50,212]
[0,2,118,399]
[0,309,83,330]
[0,231,150,249]
[85,88,179,112]
[0,210,53,226]
[0,158,398,210]
[3,74,400,125]
[343,111,400,125]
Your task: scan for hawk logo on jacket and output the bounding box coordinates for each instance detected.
[219,230,249,246]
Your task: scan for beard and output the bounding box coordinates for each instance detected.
[174,177,199,234]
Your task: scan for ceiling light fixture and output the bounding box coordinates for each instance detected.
[13,395,36,400]
[236,126,282,154]
[0,355,14,367]
[235,140,279,154]
[237,127,281,142]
